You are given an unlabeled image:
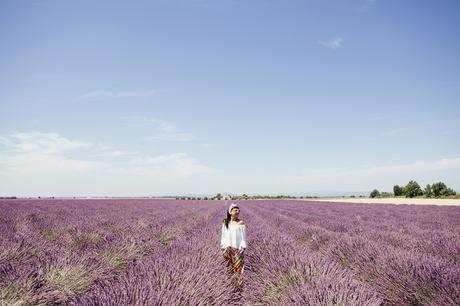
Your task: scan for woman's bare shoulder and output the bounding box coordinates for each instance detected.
[238,220,245,225]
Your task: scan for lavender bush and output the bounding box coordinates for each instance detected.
[0,199,459,305]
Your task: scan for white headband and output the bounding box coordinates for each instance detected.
[228,203,239,214]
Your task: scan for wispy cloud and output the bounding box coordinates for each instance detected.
[110,152,216,180]
[284,157,460,190]
[0,132,92,154]
[0,132,103,174]
[92,143,139,157]
[200,142,222,148]
[148,133,196,142]
[120,116,154,127]
[151,118,176,133]
[299,158,460,178]
[78,89,157,101]
[319,37,343,49]
[121,116,198,142]
[380,127,411,137]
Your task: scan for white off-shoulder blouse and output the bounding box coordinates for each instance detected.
[220,222,247,250]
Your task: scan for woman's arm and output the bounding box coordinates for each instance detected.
[239,224,247,250]
[220,223,226,249]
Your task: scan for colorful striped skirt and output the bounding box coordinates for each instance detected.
[222,246,245,274]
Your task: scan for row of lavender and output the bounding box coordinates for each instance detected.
[74,201,235,305]
[239,200,460,305]
[0,199,225,305]
[1,199,459,305]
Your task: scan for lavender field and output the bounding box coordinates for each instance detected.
[1,199,459,305]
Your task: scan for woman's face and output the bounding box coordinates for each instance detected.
[230,207,240,218]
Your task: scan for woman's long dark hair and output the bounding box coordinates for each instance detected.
[223,206,239,229]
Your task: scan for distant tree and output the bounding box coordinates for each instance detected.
[404,180,423,198]
[431,181,456,197]
[393,185,404,196]
[424,184,433,198]
[370,189,380,198]
[241,194,249,200]
[444,187,457,196]
[203,196,208,200]
[214,193,222,200]
[431,182,447,197]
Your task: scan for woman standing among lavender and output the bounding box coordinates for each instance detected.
[220,203,247,289]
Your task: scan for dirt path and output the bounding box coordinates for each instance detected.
[303,197,460,206]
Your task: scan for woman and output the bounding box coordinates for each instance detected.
[220,202,247,289]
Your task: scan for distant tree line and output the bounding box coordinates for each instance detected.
[370,181,457,198]
[175,193,320,200]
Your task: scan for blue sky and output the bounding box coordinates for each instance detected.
[1,0,459,197]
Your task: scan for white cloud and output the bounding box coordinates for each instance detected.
[91,143,139,157]
[319,37,343,49]
[146,152,189,164]
[78,89,157,101]
[151,118,175,133]
[0,132,92,154]
[0,132,103,175]
[0,132,216,195]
